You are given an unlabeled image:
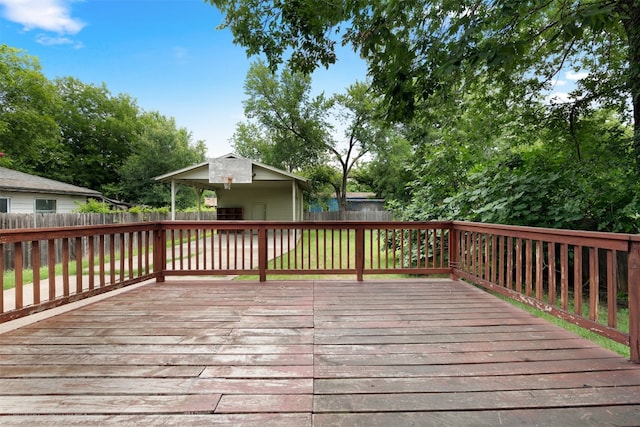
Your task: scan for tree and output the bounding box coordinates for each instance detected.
[232,62,389,211]
[208,1,640,171]
[327,81,389,211]
[233,60,330,172]
[54,77,142,192]
[351,132,414,203]
[0,45,64,175]
[114,112,207,207]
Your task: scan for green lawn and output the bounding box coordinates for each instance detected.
[236,229,408,280]
[491,291,630,358]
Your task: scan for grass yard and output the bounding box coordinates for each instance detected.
[237,228,409,280]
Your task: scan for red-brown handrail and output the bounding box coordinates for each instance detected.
[0,223,160,322]
[1,220,638,362]
[451,221,639,362]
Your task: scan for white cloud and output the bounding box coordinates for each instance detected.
[566,71,589,81]
[0,0,85,34]
[546,92,571,104]
[35,33,72,46]
[552,78,567,87]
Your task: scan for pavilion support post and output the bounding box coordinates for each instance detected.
[628,240,640,363]
[171,180,176,221]
[291,181,296,221]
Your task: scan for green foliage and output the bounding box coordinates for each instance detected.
[207,0,640,172]
[54,77,142,191]
[401,102,640,233]
[351,132,415,203]
[128,205,170,215]
[327,81,391,211]
[116,112,206,208]
[73,199,113,214]
[233,60,330,172]
[300,163,342,209]
[0,44,207,211]
[0,45,64,176]
[232,62,390,211]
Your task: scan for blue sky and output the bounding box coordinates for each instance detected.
[0,0,368,157]
[0,1,585,159]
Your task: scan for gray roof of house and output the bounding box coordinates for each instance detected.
[0,166,102,197]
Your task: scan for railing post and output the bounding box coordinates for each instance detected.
[14,241,23,309]
[154,225,166,283]
[355,226,364,282]
[449,224,459,281]
[258,226,268,282]
[629,240,640,363]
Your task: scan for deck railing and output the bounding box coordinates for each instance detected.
[450,221,640,363]
[158,221,451,281]
[1,220,638,362]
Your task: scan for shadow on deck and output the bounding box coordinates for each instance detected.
[0,278,639,426]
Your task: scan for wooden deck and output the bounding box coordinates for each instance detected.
[0,278,639,426]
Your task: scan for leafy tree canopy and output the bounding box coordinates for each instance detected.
[0,44,63,174]
[0,44,206,209]
[115,112,207,208]
[208,0,640,167]
[232,60,391,210]
[234,60,330,172]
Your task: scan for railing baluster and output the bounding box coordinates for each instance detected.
[560,243,569,310]
[525,239,533,296]
[217,229,222,269]
[32,241,40,305]
[535,240,543,300]
[15,242,23,309]
[62,239,69,296]
[99,235,106,287]
[171,229,176,270]
[48,239,56,300]
[88,236,95,290]
[607,250,617,328]
[589,248,599,321]
[128,231,134,279]
[186,229,192,271]
[548,242,556,306]
[574,245,583,315]
[0,247,4,313]
[506,237,513,290]
[498,236,505,286]
[109,234,116,285]
[76,236,83,294]
[491,235,497,283]
[515,238,522,293]
[628,240,640,362]
[485,233,491,281]
[119,233,126,282]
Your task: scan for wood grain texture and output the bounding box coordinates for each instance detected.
[0,278,638,425]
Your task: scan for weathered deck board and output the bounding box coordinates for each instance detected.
[0,279,639,426]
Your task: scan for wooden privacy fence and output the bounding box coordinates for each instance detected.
[0,220,638,362]
[304,211,393,221]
